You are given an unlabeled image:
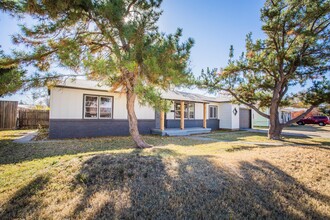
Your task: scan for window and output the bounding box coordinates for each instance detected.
[175,102,181,119]
[84,95,113,119]
[99,97,112,118]
[209,105,218,119]
[188,103,194,119]
[174,102,194,119]
[315,116,327,119]
[84,95,98,118]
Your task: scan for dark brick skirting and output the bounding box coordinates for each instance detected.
[166,119,219,130]
[49,119,156,139]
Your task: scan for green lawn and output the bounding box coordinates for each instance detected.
[0,130,329,219]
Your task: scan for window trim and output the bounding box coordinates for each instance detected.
[209,105,218,119]
[83,94,114,119]
[174,101,195,120]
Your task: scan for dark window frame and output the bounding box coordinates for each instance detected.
[174,101,195,120]
[209,105,218,119]
[83,94,114,119]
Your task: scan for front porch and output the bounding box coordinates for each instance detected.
[151,127,211,136]
[153,101,214,136]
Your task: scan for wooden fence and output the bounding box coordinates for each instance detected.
[0,101,18,130]
[18,109,50,129]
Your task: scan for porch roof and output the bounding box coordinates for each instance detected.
[161,90,231,103]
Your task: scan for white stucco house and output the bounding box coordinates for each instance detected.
[48,79,254,139]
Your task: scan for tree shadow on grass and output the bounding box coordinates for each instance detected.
[0,135,216,165]
[208,131,330,148]
[1,130,328,165]
[280,138,330,148]
[0,175,50,220]
[68,152,330,219]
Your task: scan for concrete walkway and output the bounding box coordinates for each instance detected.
[13,131,38,143]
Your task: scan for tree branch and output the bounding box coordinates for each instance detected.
[283,105,315,126]
[0,49,58,68]
[25,74,85,83]
[279,83,288,100]
[126,0,138,16]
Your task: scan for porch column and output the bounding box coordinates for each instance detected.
[160,111,165,131]
[180,100,184,129]
[203,103,207,128]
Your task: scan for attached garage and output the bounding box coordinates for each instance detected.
[239,108,251,129]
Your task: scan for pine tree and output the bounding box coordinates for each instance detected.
[0,50,26,97]
[0,0,194,148]
[199,0,330,139]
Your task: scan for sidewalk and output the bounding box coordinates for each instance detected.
[13,131,38,143]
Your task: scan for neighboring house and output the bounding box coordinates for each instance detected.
[291,107,320,119]
[18,104,49,111]
[48,79,253,139]
[251,107,313,128]
[252,108,270,127]
[17,104,37,111]
[279,108,292,124]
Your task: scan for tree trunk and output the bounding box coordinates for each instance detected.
[268,123,283,140]
[268,103,283,140]
[126,89,152,148]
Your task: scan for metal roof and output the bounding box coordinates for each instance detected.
[53,79,232,103]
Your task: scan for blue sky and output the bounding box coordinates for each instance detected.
[158,0,265,72]
[1,0,267,103]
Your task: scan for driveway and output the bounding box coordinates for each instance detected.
[248,125,330,139]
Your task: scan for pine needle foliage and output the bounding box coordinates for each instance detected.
[0,0,194,147]
[199,0,330,139]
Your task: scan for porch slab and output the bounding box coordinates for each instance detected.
[151,127,211,136]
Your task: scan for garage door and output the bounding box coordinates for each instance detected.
[239,108,251,129]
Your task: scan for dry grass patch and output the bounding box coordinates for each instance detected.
[0,130,329,219]
[205,131,330,147]
[283,124,330,132]
[253,124,330,133]
[0,129,35,141]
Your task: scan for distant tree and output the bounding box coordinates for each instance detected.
[1,0,194,148]
[199,0,330,139]
[319,104,330,116]
[290,97,309,108]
